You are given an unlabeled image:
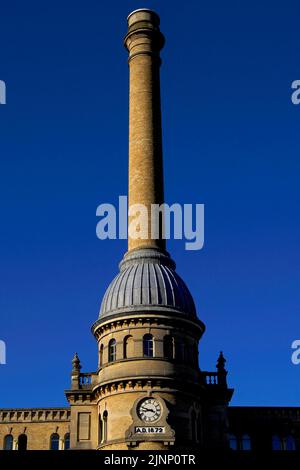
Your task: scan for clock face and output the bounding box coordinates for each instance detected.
[137,398,162,423]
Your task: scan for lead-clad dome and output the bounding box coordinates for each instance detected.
[98,248,197,320]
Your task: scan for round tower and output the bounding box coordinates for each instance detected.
[91,9,206,450]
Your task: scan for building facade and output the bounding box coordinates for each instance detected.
[0,9,299,452]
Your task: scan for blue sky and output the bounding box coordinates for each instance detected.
[0,0,299,407]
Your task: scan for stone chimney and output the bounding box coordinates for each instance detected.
[124,9,165,252]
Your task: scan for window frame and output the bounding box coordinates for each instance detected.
[4,434,13,451]
[143,334,154,357]
[50,433,60,451]
[108,339,117,362]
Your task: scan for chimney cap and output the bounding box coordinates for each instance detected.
[127,8,160,24]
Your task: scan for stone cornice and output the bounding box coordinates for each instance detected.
[92,377,204,400]
[66,376,205,403]
[0,408,70,423]
[92,313,204,341]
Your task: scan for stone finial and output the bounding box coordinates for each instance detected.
[71,353,81,390]
[216,351,228,388]
[216,351,226,372]
[72,352,81,373]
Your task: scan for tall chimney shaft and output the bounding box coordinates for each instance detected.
[124,9,165,252]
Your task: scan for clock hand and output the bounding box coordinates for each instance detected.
[141,407,155,412]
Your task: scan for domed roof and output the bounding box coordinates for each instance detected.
[98,248,197,320]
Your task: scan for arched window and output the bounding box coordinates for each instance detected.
[123,335,134,359]
[272,435,281,451]
[50,433,60,450]
[99,344,104,367]
[197,413,202,444]
[286,435,296,451]
[163,335,174,359]
[193,343,199,365]
[103,411,108,443]
[185,344,192,363]
[143,334,154,357]
[4,434,13,450]
[108,339,116,362]
[176,339,186,363]
[64,433,70,450]
[18,434,27,451]
[228,434,238,451]
[190,410,197,442]
[272,435,296,451]
[241,434,251,451]
[99,414,103,444]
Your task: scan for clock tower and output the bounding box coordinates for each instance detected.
[91,8,205,450]
[65,8,233,451]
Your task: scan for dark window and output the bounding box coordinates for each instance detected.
[50,433,60,450]
[108,339,116,362]
[99,415,103,444]
[193,343,199,365]
[18,434,27,451]
[191,410,197,442]
[286,435,296,451]
[176,340,186,363]
[99,344,104,367]
[163,335,174,359]
[241,434,251,451]
[123,335,134,359]
[103,411,108,443]
[272,435,281,451]
[229,433,251,451]
[229,434,238,451]
[273,435,296,451]
[143,334,154,357]
[64,433,70,450]
[4,434,13,450]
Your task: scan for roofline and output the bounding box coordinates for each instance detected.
[0,406,70,411]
